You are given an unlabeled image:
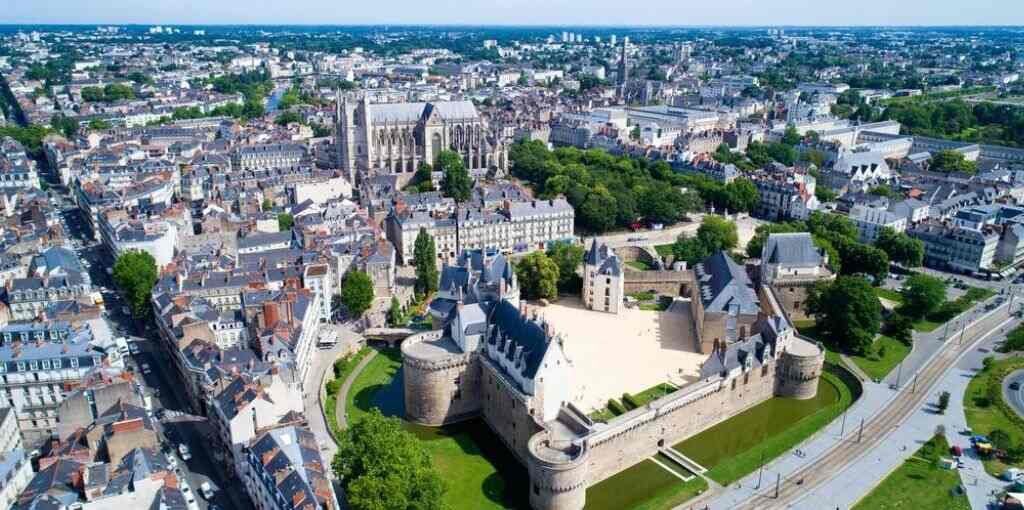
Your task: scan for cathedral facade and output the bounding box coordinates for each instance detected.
[335,95,509,183]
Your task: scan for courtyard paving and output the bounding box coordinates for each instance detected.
[534,297,704,412]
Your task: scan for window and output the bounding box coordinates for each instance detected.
[41,360,50,370]
[16,362,25,372]
[53,359,61,369]
[70,358,78,369]
[29,361,37,371]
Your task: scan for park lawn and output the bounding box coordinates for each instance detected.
[625,383,678,408]
[852,435,970,510]
[585,459,708,510]
[323,347,372,438]
[408,421,530,510]
[792,319,843,366]
[963,356,1024,477]
[875,287,904,304]
[913,318,943,333]
[639,302,670,311]
[674,370,854,485]
[846,335,911,381]
[627,260,654,271]
[345,347,403,425]
[654,244,674,258]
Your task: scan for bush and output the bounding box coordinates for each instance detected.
[622,393,642,409]
[607,399,628,415]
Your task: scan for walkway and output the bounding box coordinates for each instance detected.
[303,325,363,465]
[839,354,871,382]
[336,348,378,429]
[681,295,1015,510]
[1003,369,1024,419]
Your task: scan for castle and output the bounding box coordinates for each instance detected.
[582,240,624,314]
[403,241,827,510]
[335,95,509,185]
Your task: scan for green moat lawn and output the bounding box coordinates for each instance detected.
[673,369,855,485]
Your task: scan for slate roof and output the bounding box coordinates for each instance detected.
[247,425,333,510]
[762,233,821,267]
[486,299,551,380]
[694,251,760,315]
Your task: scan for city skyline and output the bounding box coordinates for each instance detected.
[7,0,1024,27]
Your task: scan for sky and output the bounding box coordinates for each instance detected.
[4,0,1024,27]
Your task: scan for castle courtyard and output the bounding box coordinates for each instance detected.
[533,297,705,413]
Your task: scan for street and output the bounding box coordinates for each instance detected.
[54,186,248,510]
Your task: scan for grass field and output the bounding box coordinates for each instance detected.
[584,459,707,510]
[345,347,403,426]
[344,348,530,509]
[795,320,908,379]
[963,356,1024,477]
[875,287,904,304]
[627,260,654,271]
[847,335,911,381]
[323,347,372,438]
[674,369,854,485]
[852,435,970,510]
[654,244,674,258]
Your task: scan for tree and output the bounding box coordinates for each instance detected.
[547,242,584,294]
[340,271,374,318]
[112,251,158,319]
[807,276,882,354]
[782,125,801,146]
[437,150,472,203]
[261,198,272,211]
[88,118,112,130]
[412,162,435,192]
[930,149,978,174]
[274,110,302,126]
[841,242,890,283]
[937,391,950,414]
[387,297,405,327]
[579,191,618,233]
[672,216,738,265]
[723,178,760,213]
[277,213,294,231]
[868,185,894,198]
[876,227,924,267]
[413,228,439,296]
[900,274,947,319]
[50,114,78,138]
[333,409,447,510]
[515,252,559,301]
[883,313,914,346]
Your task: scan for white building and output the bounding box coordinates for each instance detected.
[850,204,908,243]
[583,241,624,314]
[0,408,31,510]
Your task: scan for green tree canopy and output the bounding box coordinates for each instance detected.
[413,228,439,296]
[876,227,924,267]
[672,215,739,265]
[112,251,158,318]
[387,297,405,327]
[340,270,375,318]
[900,274,947,319]
[277,213,294,231]
[781,125,801,146]
[807,276,882,354]
[437,150,472,203]
[547,242,584,294]
[515,251,559,301]
[274,110,302,126]
[930,149,978,174]
[333,409,447,510]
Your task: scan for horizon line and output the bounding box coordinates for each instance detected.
[3,22,1024,29]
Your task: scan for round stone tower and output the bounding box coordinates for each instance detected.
[776,341,826,400]
[527,431,590,510]
[402,330,480,426]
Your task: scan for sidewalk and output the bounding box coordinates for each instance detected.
[688,300,1014,510]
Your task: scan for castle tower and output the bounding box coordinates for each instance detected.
[582,240,624,314]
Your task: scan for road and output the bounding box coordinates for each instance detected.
[588,213,765,252]
[302,325,364,466]
[1004,369,1024,420]
[731,296,1019,510]
[54,186,248,510]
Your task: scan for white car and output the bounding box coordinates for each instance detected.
[141,363,151,375]
[181,484,200,510]
[179,444,192,461]
[200,481,215,500]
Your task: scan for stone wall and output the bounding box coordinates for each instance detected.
[769,281,819,322]
[579,363,776,489]
[623,269,693,297]
[776,346,825,400]
[480,357,545,464]
[401,331,483,426]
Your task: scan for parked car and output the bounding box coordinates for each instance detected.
[141,363,151,375]
[200,481,215,500]
[179,443,192,461]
